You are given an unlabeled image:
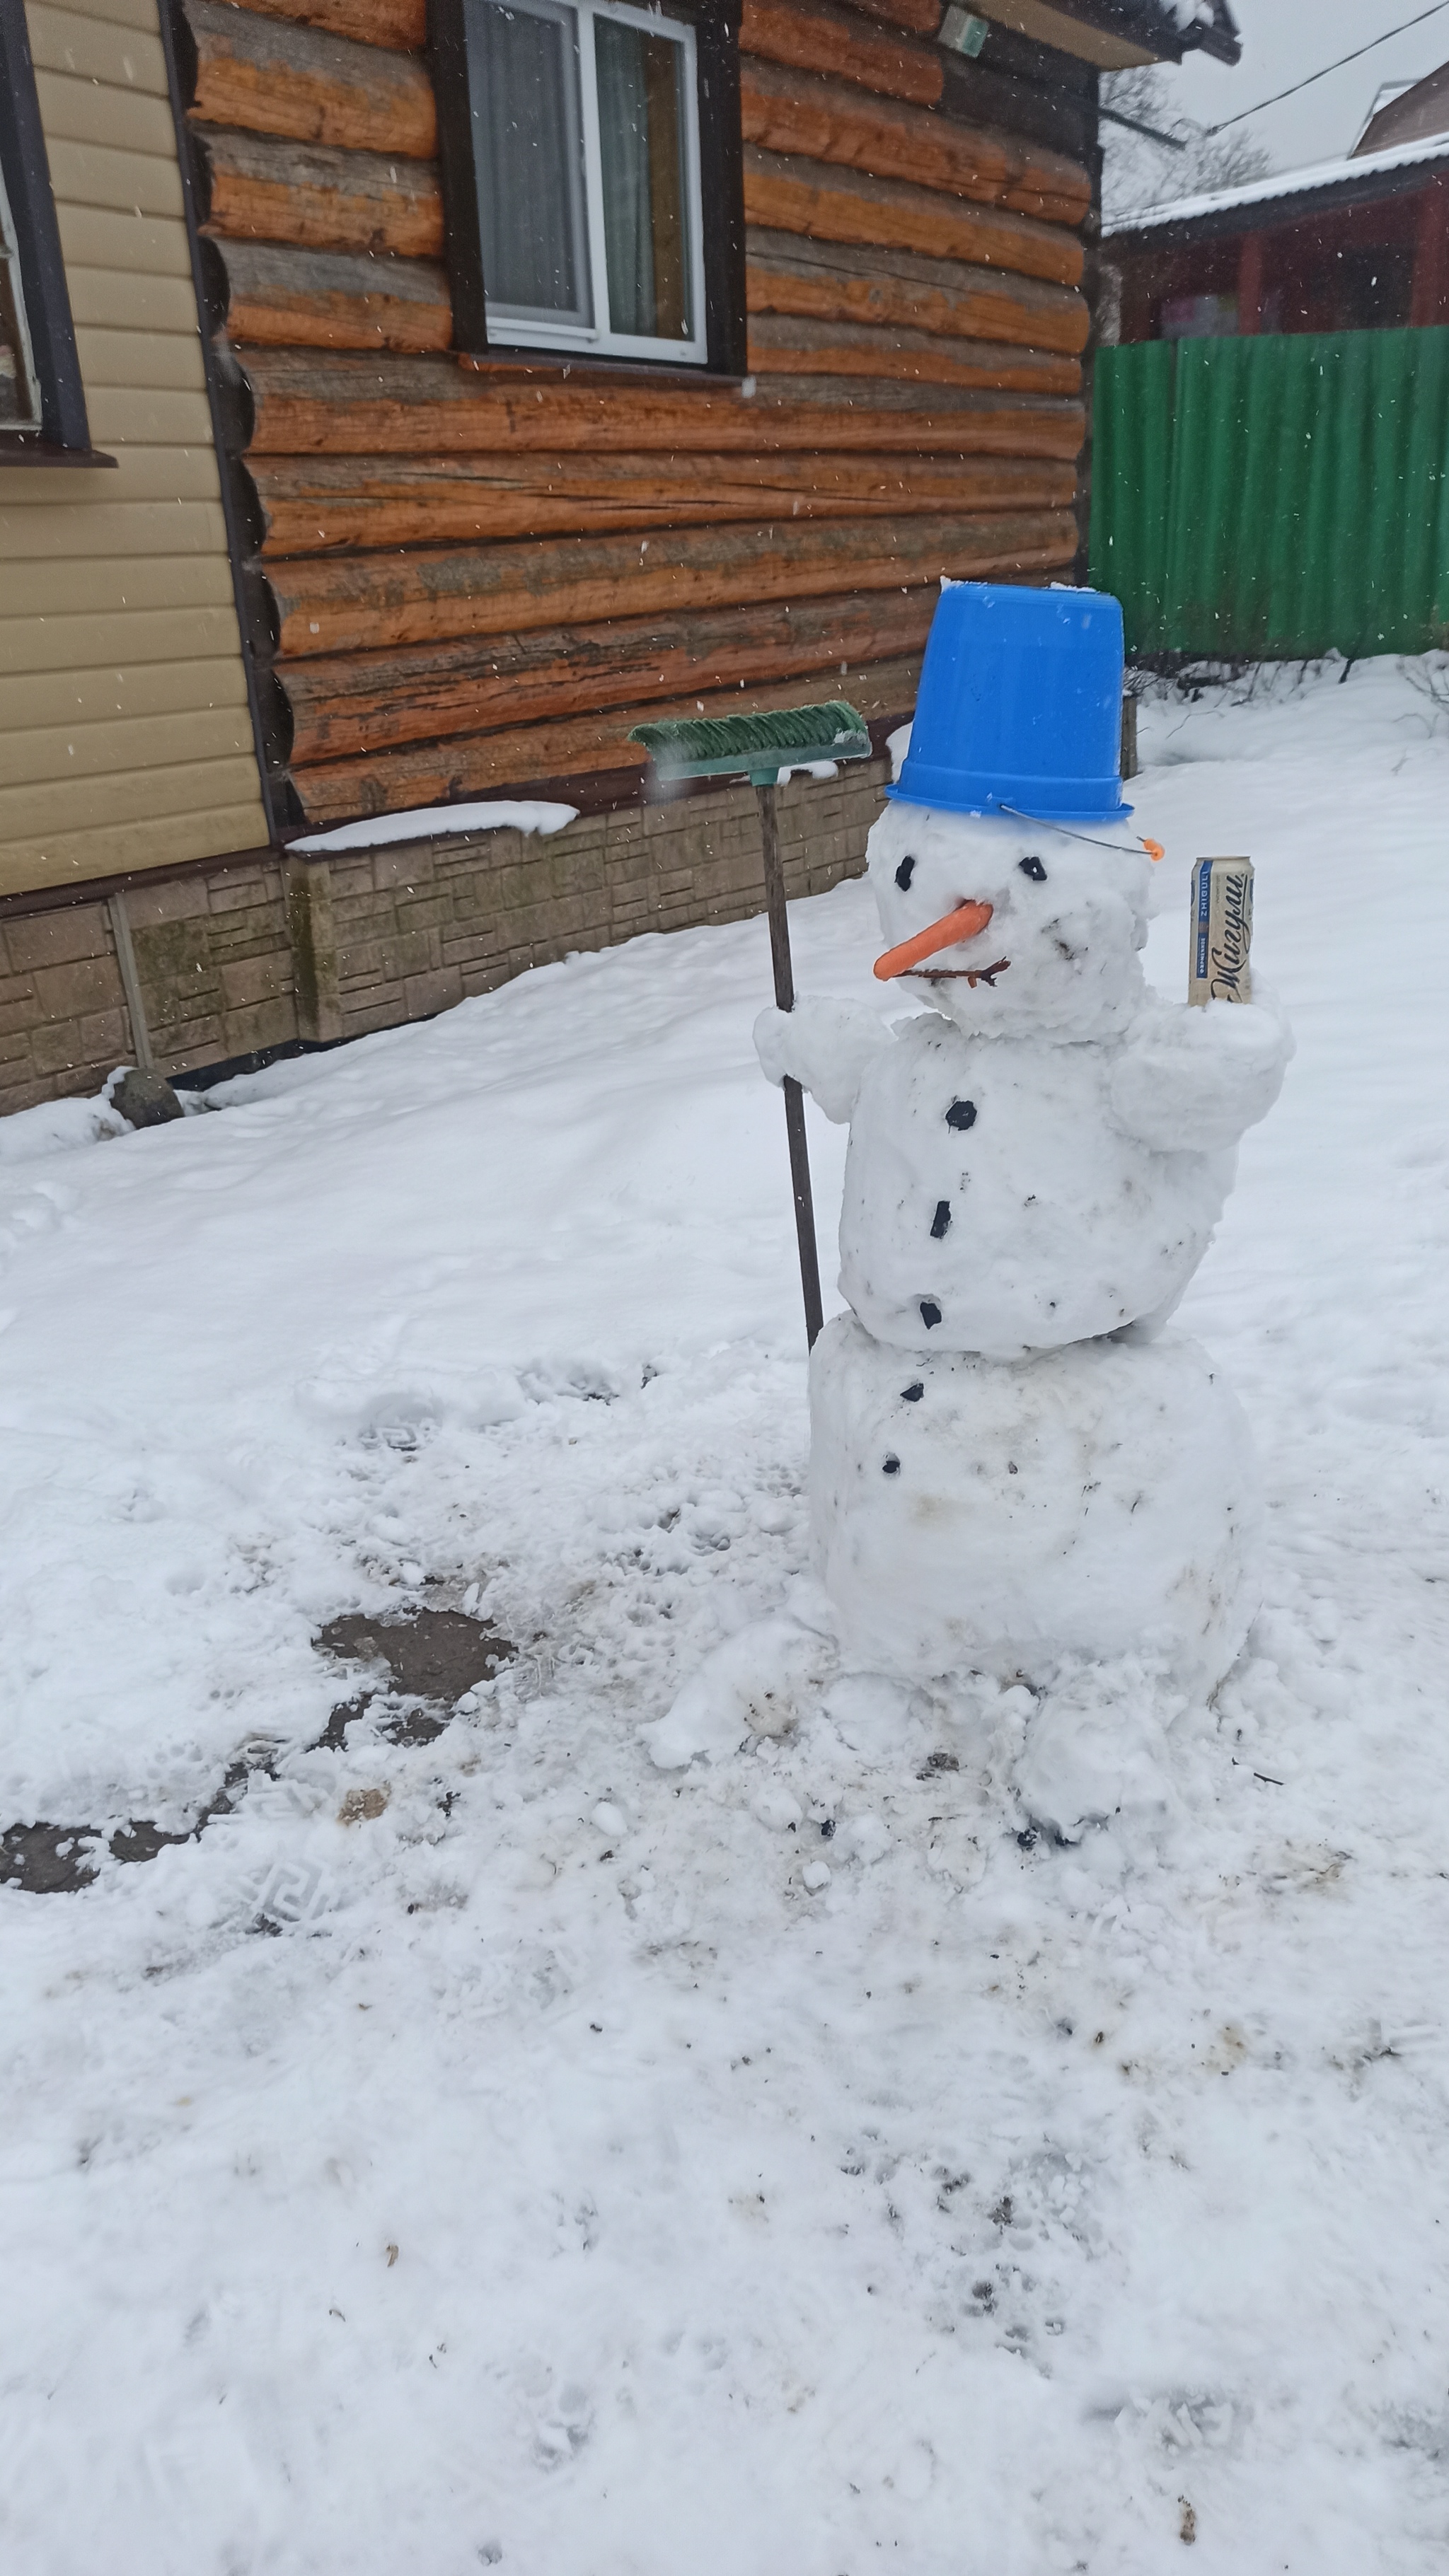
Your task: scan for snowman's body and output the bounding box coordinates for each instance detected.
[838,1010,1234,1359]
[756,802,1293,1695]
[809,1316,1259,1696]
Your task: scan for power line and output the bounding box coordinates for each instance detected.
[1202,0,1449,137]
[1099,100,1189,149]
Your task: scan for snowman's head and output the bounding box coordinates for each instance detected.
[865,803,1152,1038]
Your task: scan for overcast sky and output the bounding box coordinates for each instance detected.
[1167,0,1449,173]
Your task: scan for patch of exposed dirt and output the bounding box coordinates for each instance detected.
[0,1611,512,1893]
[317,1611,512,1705]
[0,1748,277,1893]
[315,1608,514,1746]
[0,1823,105,1893]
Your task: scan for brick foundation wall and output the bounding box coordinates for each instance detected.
[0,761,889,1117]
[0,904,133,1105]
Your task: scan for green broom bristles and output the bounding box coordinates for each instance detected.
[629,699,871,780]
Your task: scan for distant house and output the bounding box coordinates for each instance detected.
[2,0,1238,1112]
[1357,58,1449,158]
[1107,62,1449,343]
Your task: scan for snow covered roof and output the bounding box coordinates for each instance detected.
[1148,0,1233,47]
[1352,78,1418,155]
[1037,0,1239,66]
[1107,126,1449,241]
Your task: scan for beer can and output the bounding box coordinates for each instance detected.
[1189,856,1254,1006]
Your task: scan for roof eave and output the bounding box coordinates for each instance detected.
[1074,1,1240,67]
[1109,149,1449,250]
[1186,23,1241,69]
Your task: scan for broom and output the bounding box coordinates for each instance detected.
[629,702,872,1349]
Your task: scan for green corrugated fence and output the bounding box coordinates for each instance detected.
[1090,329,1449,658]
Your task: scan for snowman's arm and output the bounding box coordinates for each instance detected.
[753,996,891,1125]
[1109,982,1294,1154]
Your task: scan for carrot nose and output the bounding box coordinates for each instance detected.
[874,899,994,982]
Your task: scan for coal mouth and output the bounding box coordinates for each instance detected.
[1,1610,514,1893]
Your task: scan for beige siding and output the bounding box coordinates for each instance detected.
[0,499,230,557]
[0,603,257,673]
[24,4,169,97]
[0,656,258,726]
[0,0,267,898]
[41,137,185,218]
[0,751,265,835]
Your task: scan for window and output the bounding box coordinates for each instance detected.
[0,0,98,458]
[0,166,40,429]
[432,0,746,374]
[469,0,705,361]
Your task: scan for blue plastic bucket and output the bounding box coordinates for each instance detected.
[889,582,1131,823]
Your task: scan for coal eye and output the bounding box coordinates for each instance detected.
[895,855,916,890]
[1019,856,1047,883]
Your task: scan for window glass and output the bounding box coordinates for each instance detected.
[471,0,591,324]
[466,0,706,363]
[0,168,38,429]
[594,17,690,342]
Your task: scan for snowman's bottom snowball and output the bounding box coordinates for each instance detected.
[809,1316,1259,1697]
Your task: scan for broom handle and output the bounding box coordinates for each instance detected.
[757,780,824,1349]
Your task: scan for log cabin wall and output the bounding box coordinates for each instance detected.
[172,0,1097,831]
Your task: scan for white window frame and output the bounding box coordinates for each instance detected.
[483,0,710,369]
[0,159,41,432]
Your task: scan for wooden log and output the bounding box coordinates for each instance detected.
[251,448,1076,555]
[241,347,1087,456]
[845,0,943,33]
[179,0,436,158]
[188,93,1085,289]
[747,313,1080,394]
[194,126,445,260]
[747,228,1088,354]
[282,588,939,762]
[712,371,1083,439]
[744,145,1083,288]
[235,0,427,49]
[937,47,1092,167]
[739,0,942,108]
[266,506,1077,657]
[289,654,927,823]
[739,60,1090,225]
[212,238,452,350]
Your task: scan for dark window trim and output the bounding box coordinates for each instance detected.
[0,0,108,459]
[157,0,290,844]
[458,349,751,388]
[0,436,115,465]
[428,0,746,379]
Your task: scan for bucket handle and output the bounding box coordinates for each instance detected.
[1000,804,1162,861]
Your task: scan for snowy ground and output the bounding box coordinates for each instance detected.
[2,656,1449,2574]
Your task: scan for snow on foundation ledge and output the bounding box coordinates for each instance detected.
[288,800,579,857]
[290,765,864,857]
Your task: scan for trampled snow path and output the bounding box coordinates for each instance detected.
[2,658,1448,2573]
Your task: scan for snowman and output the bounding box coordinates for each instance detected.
[754,585,1292,1705]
